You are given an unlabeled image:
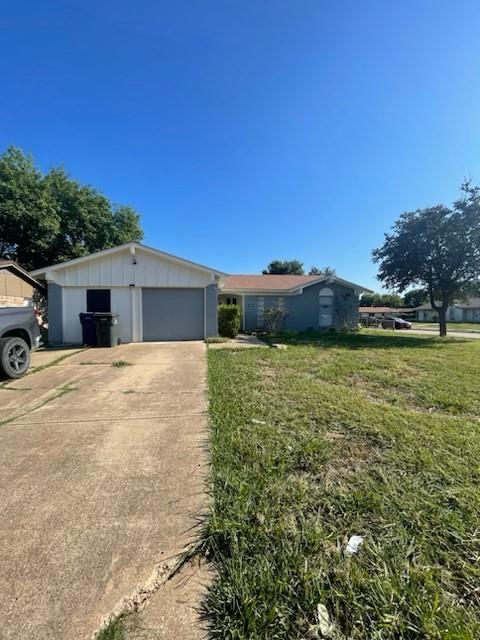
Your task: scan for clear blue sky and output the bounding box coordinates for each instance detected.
[1,1,480,290]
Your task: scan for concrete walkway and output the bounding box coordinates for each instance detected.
[0,342,209,640]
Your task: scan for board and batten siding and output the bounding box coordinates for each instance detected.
[46,246,219,344]
[47,248,214,288]
[61,287,133,345]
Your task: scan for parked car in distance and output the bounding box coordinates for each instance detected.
[0,307,41,378]
[381,316,412,330]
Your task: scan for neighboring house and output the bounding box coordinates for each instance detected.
[0,260,44,307]
[359,306,415,318]
[416,299,480,323]
[31,243,225,344]
[220,275,371,332]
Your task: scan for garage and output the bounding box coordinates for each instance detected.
[142,288,204,341]
[31,242,224,345]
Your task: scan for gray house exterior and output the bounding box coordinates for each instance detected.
[416,298,480,323]
[220,275,370,332]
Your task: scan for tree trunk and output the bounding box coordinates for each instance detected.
[438,307,447,337]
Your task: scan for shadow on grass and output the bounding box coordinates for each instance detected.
[263,330,458,350]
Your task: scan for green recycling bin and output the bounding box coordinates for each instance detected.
[94,313,120,347]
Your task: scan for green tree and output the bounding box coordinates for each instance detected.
[0,147,60,269]
[373,183,480,336]
[309,266,337,277]
[403,288,428,308]
[360,292,403,307]
[262,259,304,275]
[0,146,143,270]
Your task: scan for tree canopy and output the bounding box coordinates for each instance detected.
[309,266,337,277]
[0,147,143,271]
[403,288,428,308]
[262,259,304,275]
[360,292,404,308]
[373,183,480,336]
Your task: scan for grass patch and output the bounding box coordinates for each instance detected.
[205,336,231,344]
[204,330,480,639]
[412,321,480,333]
[111,360,132,367]
[95,618,125,640]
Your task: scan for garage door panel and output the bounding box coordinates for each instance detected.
[142,288,204,341]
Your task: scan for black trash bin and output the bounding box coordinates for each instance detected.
[95,313,120,347]
[79,312,98,346]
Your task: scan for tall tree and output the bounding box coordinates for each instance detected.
[403,288,428,308]
[262,259,304,275]
[360,292,403,307]
[373,183,480,336]
[0,146,143,270]
[309,266,337,277]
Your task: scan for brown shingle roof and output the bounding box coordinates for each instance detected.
[222,274,321,292]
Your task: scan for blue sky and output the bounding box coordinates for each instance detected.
[1,1,480,290]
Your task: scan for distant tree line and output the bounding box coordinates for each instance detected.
[262,259,336,277]
[0,146,143,271]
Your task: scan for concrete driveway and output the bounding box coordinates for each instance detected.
[0,342,209,639]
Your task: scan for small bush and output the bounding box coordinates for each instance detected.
[218,304,241,338]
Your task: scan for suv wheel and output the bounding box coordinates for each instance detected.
[0,337,31,379]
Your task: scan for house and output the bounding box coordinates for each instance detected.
[416,299,480,323]
[31,243,225,344]
[359,306,416,319]
[0,260,44,307]
[220,274,371,332]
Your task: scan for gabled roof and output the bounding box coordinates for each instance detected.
[31,242,227,279]
[0,259,45,291]
[221,274,372,294]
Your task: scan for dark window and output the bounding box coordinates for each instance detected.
[232,297,237,305]
[226,297,231,305]
[87,289,111,312]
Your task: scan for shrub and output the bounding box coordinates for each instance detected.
[218,304,241,338]
[263,305,288,333]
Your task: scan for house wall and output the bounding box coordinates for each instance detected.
[47,283,63,344]
[243,281,358,332]
[205,284,219,337]
[46,247,220,344]
[46,246,213,288]
[464,308,480,322]
[0,271,34,307]
[61,286,134,344]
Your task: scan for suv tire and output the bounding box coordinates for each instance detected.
[0,337,31,379]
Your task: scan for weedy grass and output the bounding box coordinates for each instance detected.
[95,618,125,640]
[412,322,480,333]
[203,330,480,639]
[111,360,132,367]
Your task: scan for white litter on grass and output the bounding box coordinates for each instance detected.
[345,534,364,556]
[317,603,335,636]
[251,418,266,424]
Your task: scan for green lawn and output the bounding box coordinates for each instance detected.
[204,331,480,639]
[412,321,480,333]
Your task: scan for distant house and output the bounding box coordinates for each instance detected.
[416,299,480,323]
[220,275,371,332]
[0,260,44,307]
[359,306,415,319]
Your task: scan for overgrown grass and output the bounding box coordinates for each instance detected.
[204,330,480,639]
[95,618,125,640]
